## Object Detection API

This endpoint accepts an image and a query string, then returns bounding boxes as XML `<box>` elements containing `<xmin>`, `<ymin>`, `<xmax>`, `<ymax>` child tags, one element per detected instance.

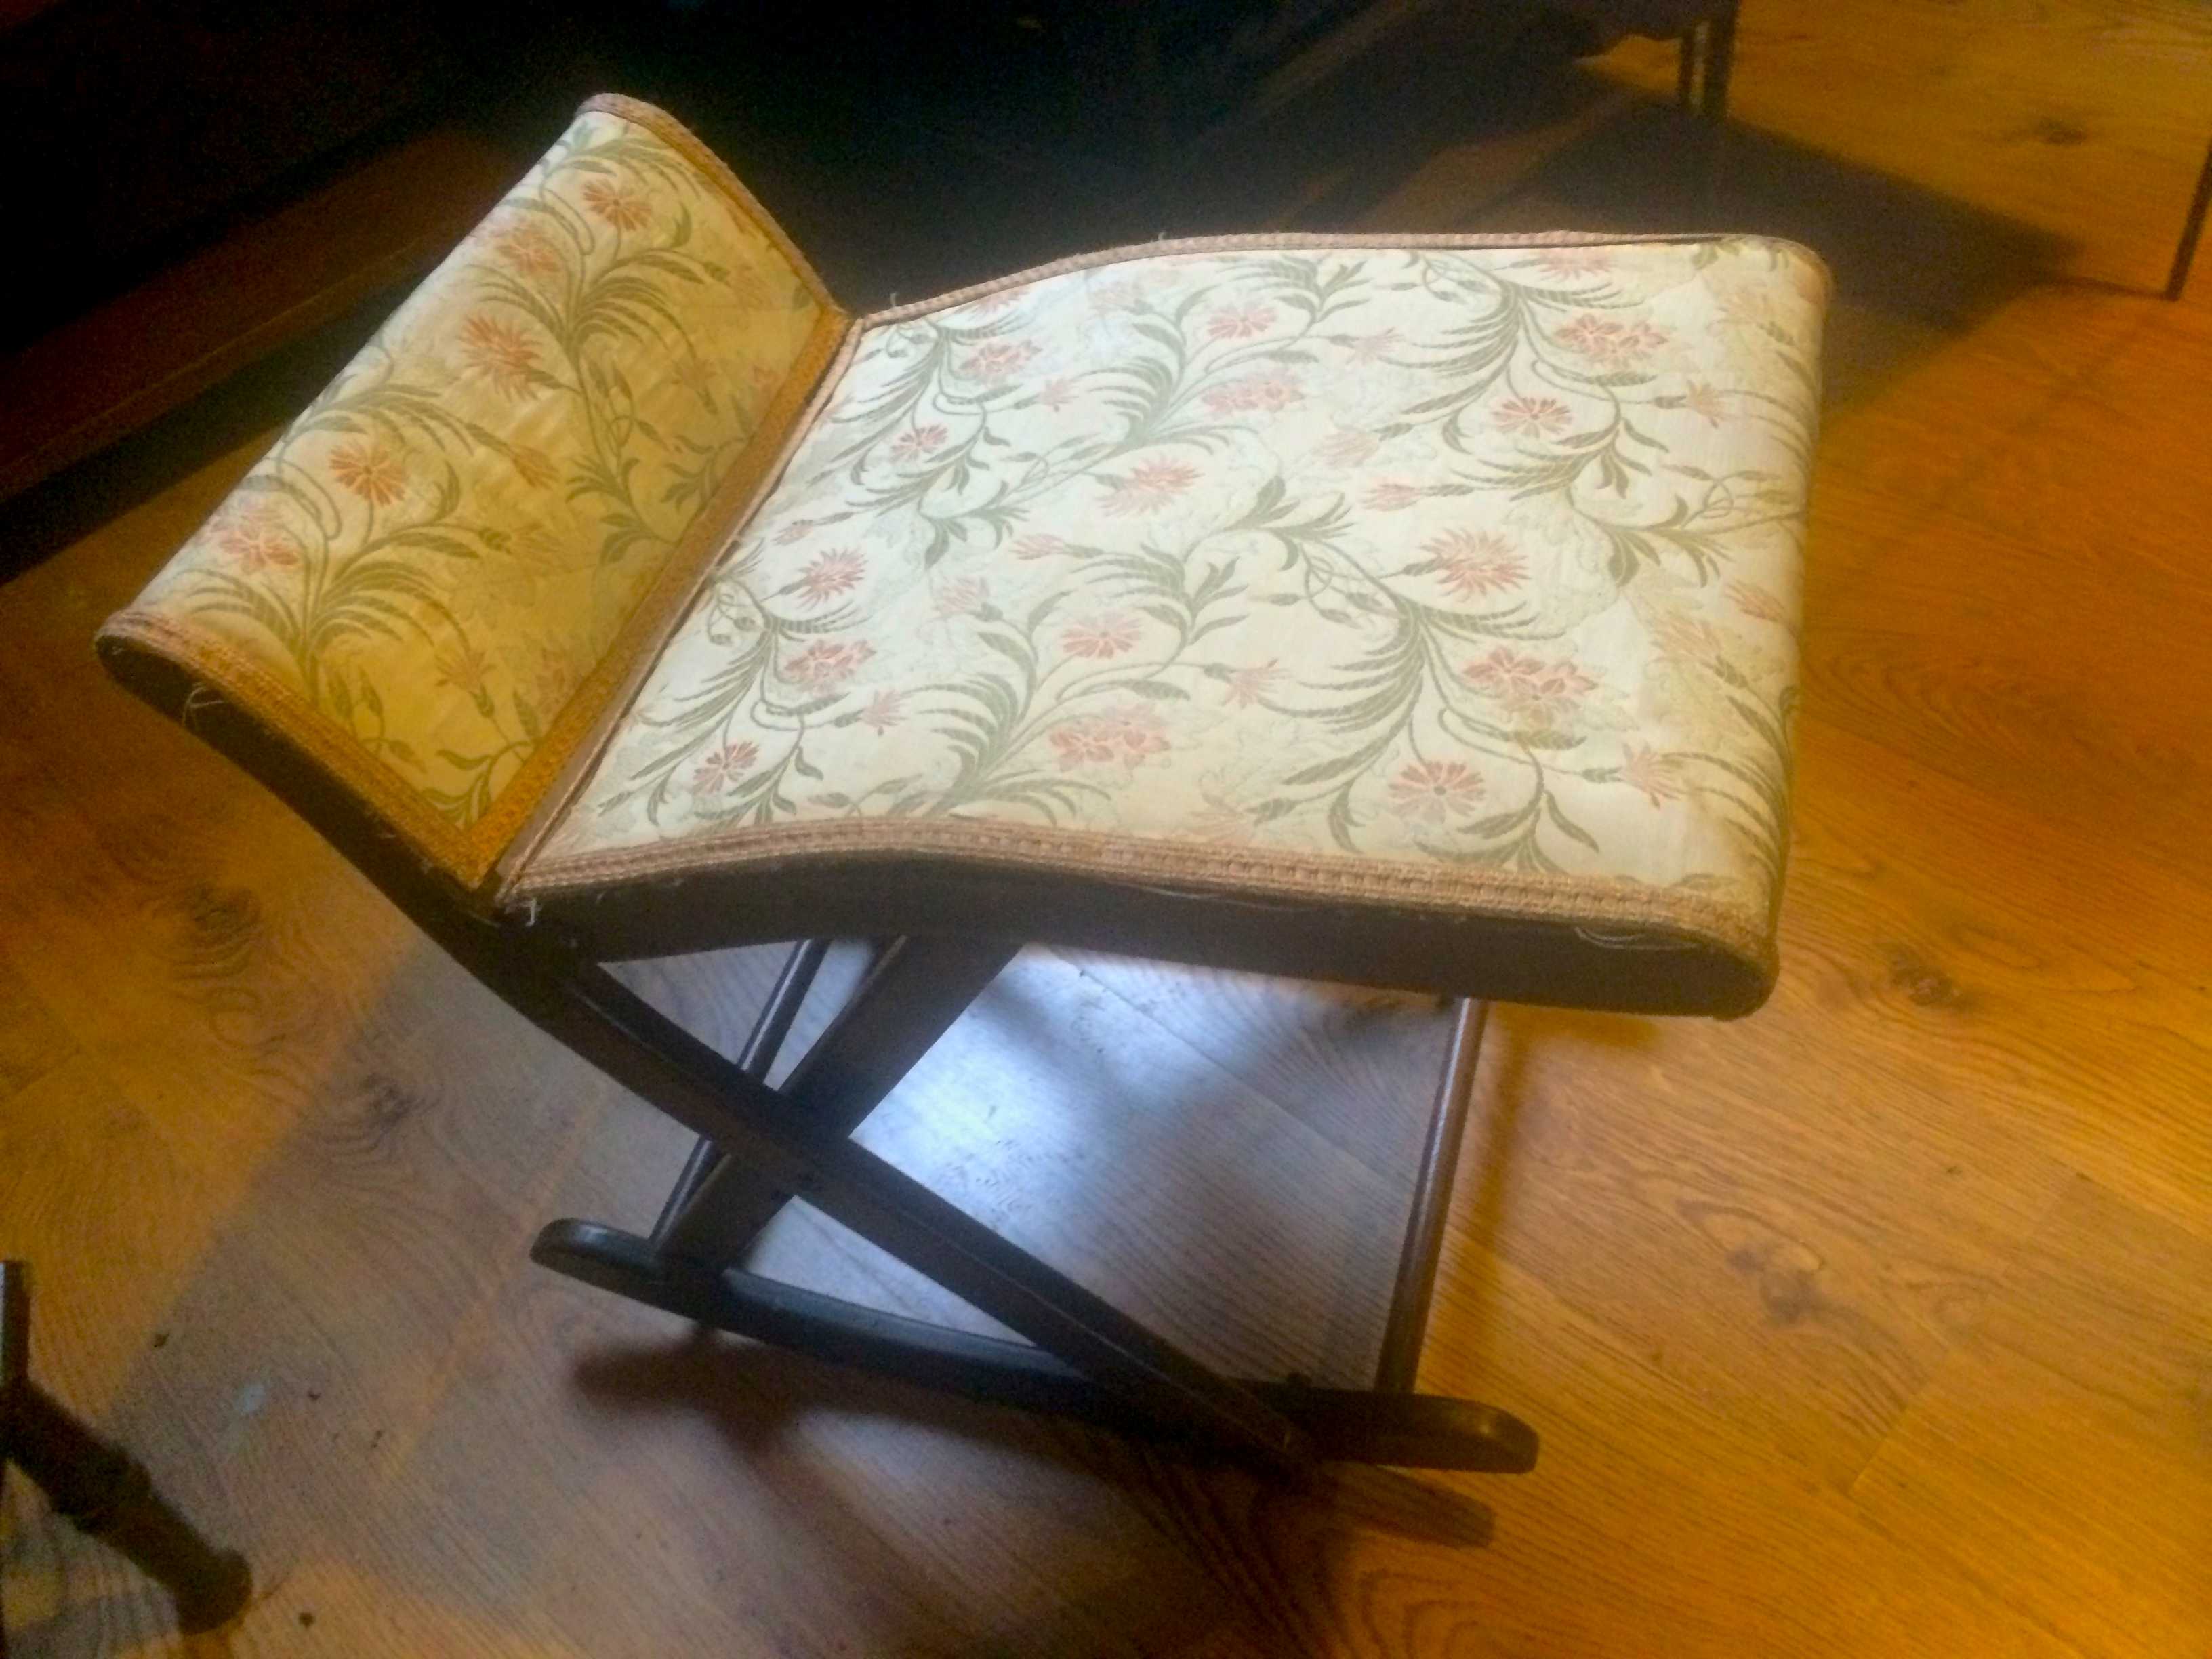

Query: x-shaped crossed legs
<box><xmin>518</xmin><ymin>935</ymin><xmax>1538</xmax><ymax>1480</ymax></box>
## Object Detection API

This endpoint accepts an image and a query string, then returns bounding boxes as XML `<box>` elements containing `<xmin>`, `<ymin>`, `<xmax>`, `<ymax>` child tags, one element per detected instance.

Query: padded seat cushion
<box><xmin>98</xmin><ymin>96</ymin><xmax>844</xmax><ymax>884</ymax></box>
<box><xmin>513</xmin><ymin>234</ymin><xmax>1826</xmax><ymax>1012</ymax></box>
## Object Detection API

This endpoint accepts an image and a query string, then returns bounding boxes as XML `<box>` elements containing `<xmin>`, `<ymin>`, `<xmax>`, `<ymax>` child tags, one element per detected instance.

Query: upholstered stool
<box><xmin>97</xmin><ymin>96</ymin><xmax>1826</xmax><ymax>1477</ymax></box>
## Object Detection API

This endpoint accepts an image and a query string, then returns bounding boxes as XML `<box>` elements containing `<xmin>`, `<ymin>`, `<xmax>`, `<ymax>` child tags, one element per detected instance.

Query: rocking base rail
<box><xmin>534</xmin><ymin>1221</ymin><xmax>1538</xmax><ymax>1473</ymax></box>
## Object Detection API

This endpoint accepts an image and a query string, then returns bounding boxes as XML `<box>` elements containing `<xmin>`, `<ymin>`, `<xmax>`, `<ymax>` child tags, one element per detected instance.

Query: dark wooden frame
<box><xmin>98</xmin><ymin>642</ymin><xmax>1538</xmax><ymax>1481</ymax></box>
<box><xmin>1</xmin><ymin>1263</ymin><xmax>253</xmax><ymax>1647</ymax></box>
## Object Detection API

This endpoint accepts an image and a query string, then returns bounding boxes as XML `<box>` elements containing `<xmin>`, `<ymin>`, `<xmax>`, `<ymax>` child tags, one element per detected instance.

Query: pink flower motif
<box><xmin>1206</xmin><ymin>303</ymin><xmax>1277</xmax><ymax>340</ymax></box>
<box><xmin>1048</xmin><ymin>721</ymin><xmax>1119</xmax><ymax>769</ymax></box>
<box><xmin>1061</xmin><ymin>613</ymin><xmax>1142</xmax><ymax>659</ymax></box>
<box><xmin>214</xmin><ymin>502</ymin><xmax>299</xmax><ymax>575</ymax></box>
<box><xmin>1342</xmin><ymin>327</ymin><xmax>1401</xmax><ymax>362</ymax></box>
<box><xmin>1101</xmin><ymin>457</ymin><xmax>1200</xmax><ymax>516</ymax></box>
<box><xmin>960</xmin><ymin>340</ymin><xmax>1040</xmax><ymax>382</ymax></box>
<box><xmin>857</xmin><ymin>690</ymin><xmax>905</xmax><ymax>732</ymax></box>
<box><xmin>1202</xmin><ymin>371</ymin><xmax>1302</xmax><ymax>415</ymax></box>
<box><xmin>1461</xmin><ymin>646</ymin><xmax>1600</xmax><ymax>727</ymax></box>
<box><xmin>490</xmin><ymin>221</ymin><xmax>565</xmax><ymax>281</ymax></box>
<box><xmin>1424</xmin><ymin>529</ymin><xmax>1528</xmax><ymax>600</ymax></box>
<box><xmin>1388</xmin><ymin>760</ymin><xmax>1486</xmax><ymax>824</ymax></box>
<box><xmin>890</xmin><ymin>424</ymin><xmax>949</xmax><ymax>461</ymax></box>
<box><xmin>329</xmin><ymin>442</ymin><xmax>408</xmax><ymax>506</ymax></box>
<box><xmin>782</xmin><ymin>640</ymin><xmax>876</xmax><ymax>691</ymax></box>
<box><xmin>1013</xmin><ymin>533</ymin><xmax>1075</xmax><ymax>560</ymax></box>
<box><xmin>1681</xmin><ymin>380</ymin><xmax>1728</xmax><ymax>424</ymax></box>
<box><xmin>1531</xmin><ymin>246</ymin><xmax>1611</xmax><ymax>279</ymax></box>
<box><xmin>1098</xmin><ymin>705</ymin><xmax>1171</xmax><ymax>766</ymax></box>
<box><xmin>1050</xmin><ymin>705</ymin><xmax>1170</xmax><ymax>770</ymax></box>
<box><xmin>1725</xmin><ymin>580</ymin><xmax>1790</xmax><ymax>626</ymax></box>
<box><xmin>791</xmin><ymin>548</ymin><xmax>865</xmax><ymax>608</ymax></box>
<box><xmin>1553</xmin><ymin>314</ymin><xmax>1617</xmax><ymax>355</ymax></box>
<box><xmin>1493</xmin><ymin>395</ymin><xmax>1573</xmax><ymax>438</ymax></box>
<box><xmin>1619</xmin><ymin>744</ymin><xmax>1686</xmax><ymax>808</ymax></box>
<box><xmin>581</xmin><ymin>178</ymin><xmax>652</xmax><ymax>232</ymax></box>
<box><xmin>458</xmin><ymin>314</ymin><xmax>541</xmax><ymax>399</ymax></box>
<box><xmin>1314</xmin><ymin>428</ymin><xmax>1380</xmax><ymax>467</ymax></box>
<box><xmin>1553</xmin><ymin>313</ymin><xmax>1669</xmax><ymax>366</ymax></box>
<box><xmin>1222</xmin><ymin>660</ymin><xmax>1282</xmax><ymax>708</ymax></box>
<box><xmin>1034</xmin><ymin>377</ymin><xmax>1079</xmax><ymax>411</ymax></box>
<box><xmin>693</xmin><ymin>740</ymin><xmax>760</xmax><ymax>796</ymax></box>
<box><xmin>1364</xmin><ymin>480</ymin><xmax>1427</xmax><ymax>512</ymax></box>
<box><xmin>935</xmin><ymin>576</ymin><xmax>991</xmax><ymax>617</ymax></box>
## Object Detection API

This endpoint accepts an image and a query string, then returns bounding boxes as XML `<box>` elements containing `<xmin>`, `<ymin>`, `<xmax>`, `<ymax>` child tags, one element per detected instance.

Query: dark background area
<box><xmin>3</xmin><ymin>0</ymin><xmax>1635</xmax><ymax>549</ymax></box>
<box><xmin>7</xmin><ymin>0</ymin><xmax>1580</xmax><ymax>346</ymax></box>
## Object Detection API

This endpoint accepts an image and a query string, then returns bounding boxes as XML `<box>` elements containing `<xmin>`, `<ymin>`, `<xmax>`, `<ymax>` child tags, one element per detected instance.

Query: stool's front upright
<box><xmin>96</xmin><ymin>96</ymin><xmax>1826</xmax><ymax>1481</ymax></box>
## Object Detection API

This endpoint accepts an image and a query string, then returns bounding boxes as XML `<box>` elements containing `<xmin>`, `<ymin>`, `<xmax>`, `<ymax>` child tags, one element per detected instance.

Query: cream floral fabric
<box><xmin>102</xmin><ymin>98</ymin><xmax>838</xmax><ymax>882</ymax></box>
<box><xmin>525</xmin><ymin>235</ymin><xmax>1826</xmax><ymax>963</ymax></box>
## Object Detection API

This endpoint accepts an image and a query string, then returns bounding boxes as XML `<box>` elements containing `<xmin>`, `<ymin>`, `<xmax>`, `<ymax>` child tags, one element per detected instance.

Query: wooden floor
<box><xmin>5</xmin><ymin>4</ymin><xmax>2212</xmax><ymax>1654</ymax></box>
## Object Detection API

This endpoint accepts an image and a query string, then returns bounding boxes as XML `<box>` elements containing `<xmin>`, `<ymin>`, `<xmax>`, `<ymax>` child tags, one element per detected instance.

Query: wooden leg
<box><xmin>657</xmin><ymin>934</ymin><xmax>1021</xmax><ymax>1269</ymax></box>
<box><xmin>0</xmin><ymin>1264</ymin><xmax>251</xmax><ymax>1638</ymax></box>
<box><xmin>2167</xmin><ymin>129</ymin><xmax>2212</xmax><ymax>301</ymax></box>
<box><xmin>530</xmin><ymin>985</ymin><xmax>1538</xmax><ymax>1475</ymax></box>
<box><xmin>536</xmin><ymin>1220</ymin><xmax>1538</xmax><ymax>1473</ymax></box>
<box><xmin>1694</xmin><ymin>1</ymin><xmax>1740</xmax><ymax>216</ymax></box>
<box><xmin>649</xmin><ymin>938</ymin><xmax>834</xmax><ymax>1242</ymax></box>
<box><xmin>502</xmin><ymin>945</ymin><xmax>1317</xmax><ymax>1475</ymax></box>
<box><xmin>1677</xmin><ymin>20</ymin><xmax>1704</xmax><ymax>112</ymax></box>
<box><xmin>97</xmin><ymin>646</ymin><xmax>1530</xmax><ymax>1481</ymax></box>
<box><xmin>1374</xmin><ymin>1000</ymin><xmax>1488</xmax><ymax>1393</ymax></box>
<box><xmin>1699</xmin><ymin>0</ymin><xmax>1740</xmax><ymax>125</ymax></box>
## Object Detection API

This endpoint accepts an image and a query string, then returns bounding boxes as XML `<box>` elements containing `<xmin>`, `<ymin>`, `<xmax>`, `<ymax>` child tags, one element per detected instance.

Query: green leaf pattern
<box><xmin>136</xmin><ymin>108</ymin><xmax>825</xmax><ymax>832</ymax></box>
<box><xmin>548</xmin><ymin>236</ymin><xmax>1826</xmax><ymax>926</ymax></box>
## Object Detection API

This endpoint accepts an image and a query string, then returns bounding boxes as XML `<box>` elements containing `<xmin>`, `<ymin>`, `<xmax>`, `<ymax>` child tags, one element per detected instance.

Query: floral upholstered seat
<box><xmin>91</xmin><ymin>97</ymin><xmax>1830</xmax><ymax>1494</ymax></box>
<box><xmin>510</xmin><ymin>234</ymin><xmax>1827</xmax><ymax>1012</ymax></box>
<box><xmin>102</xmin><ymin>98</ymin><xmax>1826</xmax><ymax>1017</ymax></box>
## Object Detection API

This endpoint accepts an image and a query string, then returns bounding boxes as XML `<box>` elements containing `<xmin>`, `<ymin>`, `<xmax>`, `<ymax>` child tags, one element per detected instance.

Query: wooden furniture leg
<box><xmin>0</xmin><ymin>1264</ymin><xmax>251</xmax><ymax>1645</ymax></box>
<box><xmin>1374</xmin><ymin>999</ymin><xmax>1488</xmax><ymax>1392</ymax></box>
<box><xmin>103</xmin><ymin>641</ymin><xmax>1540</xmax><ymax>1483</ymax></box>
<box><xmin>535</xmin><ymin>956</ymin><xmax>1534</xmax><ymax>1475</ymax></box>
<box><xmin>1677</xmin><ymin>0</ymin><xmax>1740</xmax><ymax>213</ymax></box>
<box><xmin>2167</xmin><ymin>126</ymin><xmax>2212</xmax><ymax>300</ymax></box>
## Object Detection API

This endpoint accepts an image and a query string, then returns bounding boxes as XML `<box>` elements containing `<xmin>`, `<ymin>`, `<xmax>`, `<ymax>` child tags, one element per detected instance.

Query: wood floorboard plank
<box><xmin>1849</xmin><ymin>1178</ymin><xmax>2212</xmax><ymax>1659</ymax></box>
<box><xmin>1781</xmin><ymin>715</ymin><xmax>2212</xmax><ymax>1237</ymax></box>
<box><xmin>1601</xmin><ymin>0</ymin><xmax>2212</xmax><ymax>289</ymax></box>
<box><xmin>1934</xmin><ymin>296</ymin><xmax>2212</xmax><ymax>586</ymax></box>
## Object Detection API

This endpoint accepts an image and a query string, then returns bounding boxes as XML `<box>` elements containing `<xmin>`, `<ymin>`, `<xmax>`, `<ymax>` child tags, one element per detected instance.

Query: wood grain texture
<box><xmin>1600</xmin><ymin>0</ymin><xmax>2212</xmax><ymax>290</ymax></box>
<box><xmin>5</xmin><ymin>3</ymin><xmax>2212</xmax><ymax>1652</ymax></box>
